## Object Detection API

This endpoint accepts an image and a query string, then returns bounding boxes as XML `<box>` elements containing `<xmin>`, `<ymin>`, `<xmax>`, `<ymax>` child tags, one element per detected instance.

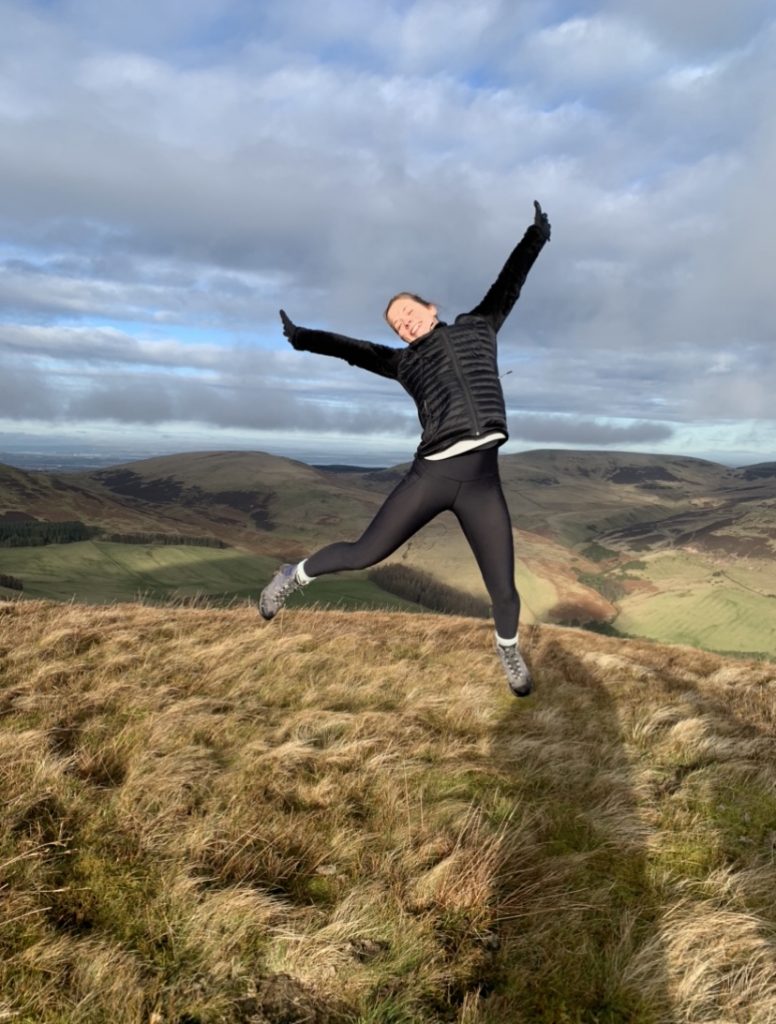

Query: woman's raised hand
<box><xmin>279</xmin><ymin>309</ymin><xmax>299</xmax><ymax>345</ymax></box>
<box><xmin>533</xmin><ymin>200</ymin><xmax>551</xmax><ymax>241</ymax></box>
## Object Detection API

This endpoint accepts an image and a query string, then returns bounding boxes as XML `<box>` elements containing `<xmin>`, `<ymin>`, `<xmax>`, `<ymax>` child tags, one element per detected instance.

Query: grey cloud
<box><xmin>499</xmin><ymin>341</ymin><xmax>776</xmax><ymax>427</ymax></box>
<box><xmin>598</xmin><ymin>0</ymin><xmax>775</xmax><ymax>54</ymax></box>
<box><xmin>63</xmin><ymin>365</ymin><xmax>417</xmax><ymax>436</ymax></box>
<box><xmin>0</xmin><ymin>324</ymin><xmax>231</xmax><ymax>370</ymax></box>
<box><xmin>683</xmin><ymin>362</ymin><xmax>776</xmax><ymax>421</ymax></box>
<box><xmin>0</xmin><ymin>255</ymin><xmax>287</xmax><ymax>329</ymax></box>
<box><xmin>509</xmin><ymin>415</ymin><xmax>674</xmax><ymax>445</ymax></box>
<box><xmin>0</xmin><ymin>358</ymin><xmax>58</xmax><ymax>418</ymax></box>
<box><xmin>0</xmin><ymin>0</ymin><xmax>239</xmax><ymax>56</ymax></box>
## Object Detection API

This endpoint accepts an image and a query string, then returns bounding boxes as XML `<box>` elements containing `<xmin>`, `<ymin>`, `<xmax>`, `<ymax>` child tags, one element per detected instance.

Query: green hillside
<box><xmin>80</xmin><ymin>450</ymin><xmax>389</xmax><ymax>551</ymax></box>
<box><xmin>0</xmin><ymin>540</ymin><xmax>422</xmax><ymax>612</ymax></box>
<box><xmin>614</xmin><ymin>550</ymin><xmax>776</xmax><ymax>657</ymax></box>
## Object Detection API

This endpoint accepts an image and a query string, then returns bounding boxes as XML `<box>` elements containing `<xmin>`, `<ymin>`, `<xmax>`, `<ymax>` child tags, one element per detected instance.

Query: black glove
<box><xmin>279</xmin><ymin>309</ymin><xmax>299</xmax><ymax>346</ymax></box>
<box><xmin>533</xmin><ymin>200</ymin><xmax>551</xmax><ymax>242</ymax></box>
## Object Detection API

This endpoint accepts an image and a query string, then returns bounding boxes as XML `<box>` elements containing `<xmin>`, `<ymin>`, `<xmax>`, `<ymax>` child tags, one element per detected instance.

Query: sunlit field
<box><xmin>0</xmin><ymin>540</ymin><xmax>421</xmax><ymax>613</ymax></box>
<box><xmin>615</xmin><ymin>550</ymin><xmax>776</xmax><ymax>657</ymax></box>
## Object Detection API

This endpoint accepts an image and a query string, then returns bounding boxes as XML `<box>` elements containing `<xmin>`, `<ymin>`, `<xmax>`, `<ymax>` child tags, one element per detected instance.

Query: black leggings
<box><xmin>305</xmin><ymin>447</ymin><xmax>519</xmax><ymax>638</ymax></box>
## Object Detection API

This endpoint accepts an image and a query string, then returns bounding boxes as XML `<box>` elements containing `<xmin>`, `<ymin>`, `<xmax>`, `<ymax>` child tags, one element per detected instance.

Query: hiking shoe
<box><xmin>496</xmin><ymin>642</ymin><xmax>533</xmax><ymax>697</ymax></box>
<box><xmin>259</xmin><ymin>563</ymin><xmax>303</xmax><ymax>620</ymax></box>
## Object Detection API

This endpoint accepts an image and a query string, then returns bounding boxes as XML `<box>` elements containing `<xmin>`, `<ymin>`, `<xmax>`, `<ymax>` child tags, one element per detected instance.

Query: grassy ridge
<box><xmin>1</xmin><ymin>600</ymin><xmax>775</xmax><ymax>1022</ymax></box>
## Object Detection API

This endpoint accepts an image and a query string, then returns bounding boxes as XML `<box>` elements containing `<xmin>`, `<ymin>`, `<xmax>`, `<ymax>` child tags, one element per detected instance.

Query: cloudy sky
<box><xmin>1</xmin><ymin>0</ymin><xmax>775</xmax><ymax>466</ymax></box>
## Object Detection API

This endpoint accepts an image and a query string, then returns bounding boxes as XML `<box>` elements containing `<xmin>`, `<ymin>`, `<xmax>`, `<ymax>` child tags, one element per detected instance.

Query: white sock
<box><xmin>496</xmin><ymin>631</ymin><xmax>518</xmax><ymax>648</ymax></box>
<box><xmin>295</xmin><ymin>559</ymin><xmax>315</xmax><ymax>585</ymax></box>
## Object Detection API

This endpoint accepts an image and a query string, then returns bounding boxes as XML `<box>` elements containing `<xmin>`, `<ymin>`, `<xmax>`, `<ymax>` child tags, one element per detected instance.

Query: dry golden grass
<box><xmin>0</xmin><ymin>598</ymin><xmax>774</xmax><ymax>1023</ymax></box>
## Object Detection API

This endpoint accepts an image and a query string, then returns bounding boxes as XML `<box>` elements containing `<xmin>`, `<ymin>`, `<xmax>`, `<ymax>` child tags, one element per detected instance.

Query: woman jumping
<box><xmin>260</xmin><ymin>200</ymin><xmax>551</xmax><ymax>697</ymax></box>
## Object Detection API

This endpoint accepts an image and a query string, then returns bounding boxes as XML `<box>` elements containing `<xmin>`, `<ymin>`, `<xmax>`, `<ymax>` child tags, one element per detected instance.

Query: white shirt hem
<box><xmin>423</xmin><ymin>432</ymin><xmax>506</xmax><ymax>461</ymax></box>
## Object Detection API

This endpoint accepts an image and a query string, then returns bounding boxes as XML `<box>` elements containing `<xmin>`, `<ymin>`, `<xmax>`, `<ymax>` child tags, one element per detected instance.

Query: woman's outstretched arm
<box><xmin>465</xmin><ymin>200</ymin><xmax>551</xmax><ymax>333</ymax></box>
<box><xmin>280</xmin><ymin>310</ymin><xmax>401</xmax><ymax>380</ymax></box>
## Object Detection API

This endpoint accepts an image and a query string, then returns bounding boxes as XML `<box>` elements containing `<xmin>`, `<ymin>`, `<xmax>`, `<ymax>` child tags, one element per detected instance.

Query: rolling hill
<box><xmin>0</xmin><ymin>449</ymin><xmax>774</xmax><ymax>656</ymax></box>
<box><xmin>2</xmin><ymin>452</ymin><xmax>387</xmax><ymax>557</ymax></box>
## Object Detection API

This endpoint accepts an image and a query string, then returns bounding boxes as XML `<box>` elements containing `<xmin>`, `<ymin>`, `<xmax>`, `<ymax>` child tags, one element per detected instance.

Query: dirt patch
<box><xmin>674</xmin><ymin>517</ymin><xmax>738</xmax><ymax>544</ymax></box>
<box><xmin>235</xmin><ymin>974</ymin><xmax>333</xmax><ymax>1023</ymax></box>
<box><xmin>608</xmin><ymin>466</ymin><xmax>680</xmax><ymax>484</ymax></box>
<box><xmin>95</xmin><ymin>471</ymin><xmax>277</xmax><ymax>530</ymax></box>
<box><xmin>546</xmin><ymin>597</ymin><xmax>614</xmax><ymax>626</ymax></box>
<box><xmin>695</xmin><ymin>534</ymin><xmax>774</xmax><ymax>559</ymax></box>
<box><xmin>95</xmin><ymin>470</ymin><xmax>185</xmax><ymax>503</ymax></box>
<box><xmin>621</xmin><ymin>578</ymin><xmax>657</xmax><ymax>596</ymax></box>
<box><xmin>248</xmin><ymin>499</ymin><xmax>274</xmax><ymax>530</ymax></box>
<box><xmin>739</xmin><ymin>463</ymin><xmax>776</xmax><ymax>481</ymax></box>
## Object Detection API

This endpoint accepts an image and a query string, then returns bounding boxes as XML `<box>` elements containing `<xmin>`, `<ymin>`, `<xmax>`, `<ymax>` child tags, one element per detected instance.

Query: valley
<box><xmin>1</xmin><ymin>448</ymin><xmax>774</xmax><ymax>656</ymax></box>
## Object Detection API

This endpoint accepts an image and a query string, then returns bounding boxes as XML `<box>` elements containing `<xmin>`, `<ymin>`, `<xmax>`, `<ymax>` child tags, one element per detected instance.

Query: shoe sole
<box><xmin>509</xmin><ymin>680</ymin><xmax>532</xmax><ymax>698</ymax></box>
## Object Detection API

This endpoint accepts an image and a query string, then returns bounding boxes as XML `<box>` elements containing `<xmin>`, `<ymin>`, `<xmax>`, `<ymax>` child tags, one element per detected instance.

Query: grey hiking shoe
<box><xmin>496</xmin><ymin>642</ymin><xmax>533</xmax><ymax>697</ymax></box>
<box><xmin>259</xmin><ymin>563</ymin><xmax>304</xmax><ymax>620</ymax></box>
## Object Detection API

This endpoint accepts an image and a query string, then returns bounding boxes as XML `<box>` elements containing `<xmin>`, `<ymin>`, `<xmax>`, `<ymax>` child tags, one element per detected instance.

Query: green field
<box><xmin>615</xmin><ymin>551</ymin><xmax>776</xmax><ymax>657</ymax></box>
<box><xmin>3</xmin><ymin>538</ymin><xmax>774</xmax><ymax>657</ymax></box>
<box><xmin>0</xmin><ymin>540</ymin><xmax>423</xmax><ymax>613</ymax></box>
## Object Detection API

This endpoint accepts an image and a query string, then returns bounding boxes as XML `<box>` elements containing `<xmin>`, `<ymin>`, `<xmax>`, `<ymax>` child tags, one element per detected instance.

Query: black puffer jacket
<box><xmin>288</xmin><ymin>223</ymin><xmax>547</xmax><ymax>458</ymax></box>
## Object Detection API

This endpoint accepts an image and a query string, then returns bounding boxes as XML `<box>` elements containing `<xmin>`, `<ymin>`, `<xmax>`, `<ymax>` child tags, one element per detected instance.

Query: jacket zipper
<box><xmin>440</xmin><ymin>326</ymin><xmax>481</xmax><ymax>437</ymax></box>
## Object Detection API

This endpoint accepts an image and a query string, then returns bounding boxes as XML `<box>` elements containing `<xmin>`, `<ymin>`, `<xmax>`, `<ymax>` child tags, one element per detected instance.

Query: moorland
<box><xmin>1</xmin><ymin>600</ymin><xmax>775</xmax><ymax>1022</ymax></box>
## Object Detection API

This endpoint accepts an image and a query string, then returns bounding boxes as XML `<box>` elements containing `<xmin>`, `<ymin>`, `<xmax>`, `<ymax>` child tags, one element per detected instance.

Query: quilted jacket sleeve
<box><xmin>466</xmin><ymin>224</ymin><xmax>547</xmax><ymax>333</ymax></box>
<box><xmin>290</xmin><ymin>327</ymin><xmax>402</xmax><ymax>380</ymax></box>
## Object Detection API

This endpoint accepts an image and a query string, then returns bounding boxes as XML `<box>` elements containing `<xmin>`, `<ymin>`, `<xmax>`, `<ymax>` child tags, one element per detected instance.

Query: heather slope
<box><xmin>1</xmin><ymin>600</ymin><xmax>775</xmax><ymax>1023</ymax></box>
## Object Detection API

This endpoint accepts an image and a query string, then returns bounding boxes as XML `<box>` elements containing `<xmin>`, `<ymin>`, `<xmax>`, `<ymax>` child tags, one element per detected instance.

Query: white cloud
<box><xmin>529</xmin><ymin>15</ymin><xmax>662</xmax><ymax>84</ymax></box>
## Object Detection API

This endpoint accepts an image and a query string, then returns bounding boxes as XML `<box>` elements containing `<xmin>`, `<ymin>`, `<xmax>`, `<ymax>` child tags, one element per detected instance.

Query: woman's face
<box><xmin>386</xmin><ymin>297</ymin><xmax>438</xmax><ymax>343</ymax></box>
